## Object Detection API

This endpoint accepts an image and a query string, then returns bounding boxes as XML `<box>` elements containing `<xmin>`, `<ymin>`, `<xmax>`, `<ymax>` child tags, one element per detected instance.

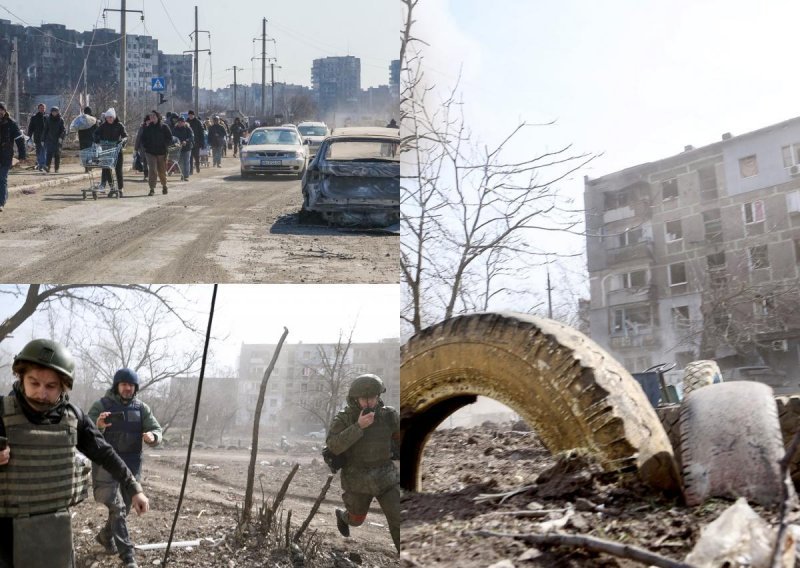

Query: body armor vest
<box><xmin>0</xmin><ymin>394</ymin><xmax>90</xmax><ymax>517</ymax></box>
<box><xmin>101</xmin><ymin>396</ymin><xmax>143</xmax><ymax>474</ymax></box>
<box><xmin>344</xmin><ymin>406</ymin><xmax>396</xmax><ymax>466</ymax></box>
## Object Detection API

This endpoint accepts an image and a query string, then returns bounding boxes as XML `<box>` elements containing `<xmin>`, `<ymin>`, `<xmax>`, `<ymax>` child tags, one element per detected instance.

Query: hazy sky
<box><xmin>0</xmin><ymin>0</ymin><xmax>400</xmax><ymax>89</ymax></box>
<box><xmin>413</xmin><ymin>0</ymin><xmax>800</xmax><ymax>309</ymax></box>
<box><xmin>0</xmin><ymin>284</ymin><xmax>399</xmax><ymax>373</ymax></box>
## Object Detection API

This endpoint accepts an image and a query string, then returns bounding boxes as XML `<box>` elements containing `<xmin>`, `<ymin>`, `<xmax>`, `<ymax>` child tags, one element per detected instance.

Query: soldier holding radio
<box><xmin>87</xmin><ymin>368</ymin><xmax>162</xmax><ymax>568</ymax></box>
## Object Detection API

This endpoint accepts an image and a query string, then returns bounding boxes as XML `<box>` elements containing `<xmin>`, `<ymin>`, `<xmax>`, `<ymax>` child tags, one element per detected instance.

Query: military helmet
<box><xmin>348</xmin><ymin>374</ymin><xmax>385</xmax><ymax>399</ymax></box>
<box><xmin>13</xmin><ymin>339</ymin><xmax>75</xmax><ymax>388</ymax></box>
<box><xmin>113</xmin><ymin>368</ymin><xmax>140</xmax><ymax>393</ymax></box>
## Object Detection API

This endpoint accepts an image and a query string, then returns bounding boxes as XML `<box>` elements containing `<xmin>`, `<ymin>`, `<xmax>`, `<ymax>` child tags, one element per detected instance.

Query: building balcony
<box><xmin>605</xmin><ymin>239</ymin><xmax>654</xmax><ymax>266</ymax></box>
<box><xmin>609</xmin><ymin>332</ymin><xmax>662</xmax><ymax>350</ymax></box>
<box><xmin>607</xmin><ymin>285</ymin><xmax>655</xmax><ymax>307</ymax></box>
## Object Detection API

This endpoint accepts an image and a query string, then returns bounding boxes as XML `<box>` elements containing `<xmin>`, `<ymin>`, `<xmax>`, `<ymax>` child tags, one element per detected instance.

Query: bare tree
<box><xmin>400</xmin><ymin>0</ymin><xmax>596</xmax><ymax>335</ymax></box>
<box><xmin>294</xmin><ymin>328</ymin><xmax>356</xmax><ymax>431</ymax></box>
<box><xmin>0</xmin><ymin>284</ymin><xmax>198</xmax><ymax>343</ymax></box>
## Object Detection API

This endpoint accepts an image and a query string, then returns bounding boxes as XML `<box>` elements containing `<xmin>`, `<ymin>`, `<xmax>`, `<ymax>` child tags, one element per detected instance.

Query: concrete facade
<box><xmin>585</xmin><ymin>116</ymin><xmax>800</xmax><ymax>376</ymax></box>
<box><xmin>237</xmin><ymin>338</ymin><xmax>400</xmax><ymax>433</ymax></box>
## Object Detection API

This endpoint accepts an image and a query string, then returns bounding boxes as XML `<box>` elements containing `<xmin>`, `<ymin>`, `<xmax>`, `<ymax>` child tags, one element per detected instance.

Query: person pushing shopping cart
<box><xmin>91</xmin><ymin>107</ymin><xmax>127</xmax><ymax>197</ymax></box>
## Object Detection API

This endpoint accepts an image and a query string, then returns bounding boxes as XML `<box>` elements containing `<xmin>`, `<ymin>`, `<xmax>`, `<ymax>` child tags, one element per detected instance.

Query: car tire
<box><xmin>682</xmin><ymin>360</ymin><xmax>722</xmax><ymax>397</ymax></box>
<box><xmin>401</xmin><ymin>312</ymin><xmax>681</xmax><ymax>494</ymax></box>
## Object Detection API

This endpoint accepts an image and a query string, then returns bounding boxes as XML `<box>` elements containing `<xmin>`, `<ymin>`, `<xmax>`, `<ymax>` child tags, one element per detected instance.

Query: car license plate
<box><xmin>261</xmin><ymin>159</ymin><xmax>281</xmax><ymax>166</ymax></box>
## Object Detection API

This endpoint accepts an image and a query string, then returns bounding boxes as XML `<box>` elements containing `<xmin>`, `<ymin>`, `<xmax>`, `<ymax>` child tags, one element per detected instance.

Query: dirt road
<box><xmin>73</xmin><ymin>446</ymin><xmax>398</xmax><ymax>567</ymax></box>
<box><xmin>0</xmin><ymin>160</ymin><xmax>398</xmax><ymax>283</ymax></box>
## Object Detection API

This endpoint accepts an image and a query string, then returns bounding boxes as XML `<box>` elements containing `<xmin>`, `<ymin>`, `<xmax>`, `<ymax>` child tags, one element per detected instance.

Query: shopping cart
<box><xmin>165</xmin><ymin>138</ymin><xmax>182</xmax><ymax>177</ymax></box>
<box><xmin>79</xmin><ymin>141</ymin><xmax>124</xmax><ymax>199</ymax></box>
<box><xmin>199</xmin><ymin>146</ymin><xmax>210</xmax><ymax>168</ymax></box>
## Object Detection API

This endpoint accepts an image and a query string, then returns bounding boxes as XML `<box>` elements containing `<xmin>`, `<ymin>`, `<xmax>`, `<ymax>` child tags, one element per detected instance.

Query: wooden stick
<box><xmin>470</xmin><ymin>530</ymin><xmax>695</xmax><ymax>568</ymax></box>
<box><xmin>294</xmin><ymin>473</ymin><xmax>334</xmax><ymax>542</ymax></box>
<box><xmin>771</xmin><ymin>428</ymin><xmax>800</xmax><ymax>568</ymax></box>
<box><xmin>480</xmin><ymin>508</ymin><xmax>570</xmax><ymax>518</ymax></box>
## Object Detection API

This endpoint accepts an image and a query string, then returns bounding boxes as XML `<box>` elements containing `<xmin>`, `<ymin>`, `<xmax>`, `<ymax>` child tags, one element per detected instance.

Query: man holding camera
<box><xmin>326</xmin><ymin>374</ymin><xmax>400</xmax><ymax>553</ymax></box>
<box><xmin>87</xmin><ymin>368</ymin><xmax>162</xmax><ymax>568</ymax></box>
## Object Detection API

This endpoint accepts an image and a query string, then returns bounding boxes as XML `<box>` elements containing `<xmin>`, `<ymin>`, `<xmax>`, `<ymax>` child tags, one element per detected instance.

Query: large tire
<box><xmin>777</xmin><ymin>395</ymin><xmax>800</xmax><ymax>487</ymax></box>
<box><xmin>401</xmin><ymin>312</ymin><xmax>681</xmax><ymax>494</ymax></box>
<box><xmin>680</xmin><ymin>382</ymin><xmax>786</xmax><ymax>507</ymax></box>
<box><xmin>682</xmin><ymin>360</ymin><xmax>721</xmax><ymax>397</ymax></box>
<box><xmin>655</xmin><ymin>404</ymin><xmax>682</xmax><ymax>470</ymax></box>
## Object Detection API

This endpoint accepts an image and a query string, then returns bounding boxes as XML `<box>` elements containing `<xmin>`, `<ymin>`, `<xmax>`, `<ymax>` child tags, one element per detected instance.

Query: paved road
<box><xmin>0</xmin><ymin>158</ymin><xmax>398</xmax><ymax>283</ymax></box>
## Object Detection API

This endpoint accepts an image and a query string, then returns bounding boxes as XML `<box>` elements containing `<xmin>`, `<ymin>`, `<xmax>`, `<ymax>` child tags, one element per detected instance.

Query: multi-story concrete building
<box><xmin>389</xmin><ymin>59</ymin><xmax>400</xmax><ymax>99</ymax></box>
<box><xmin>311</xmin><ymin>55</ymin><xmax>361</xmax><ymax>115</ymax></box>
<box><xmin>125</xmin><ymin>34</ymin><xmax>158</xmax><ymax>95</ymax></box>
<box><xmin>158</xmin><ymin>53</ymin><xmax>193</xmax><ymax>102</ymax></box>
<box><xmin>585</xmin><ymin>116</ymin><xmax>800</xmax><ymax>377</ymax></box>
<box><xmin>237</xmin><ymin>338</ymin><xmax>400</xmax><ymax>434</ymax></box>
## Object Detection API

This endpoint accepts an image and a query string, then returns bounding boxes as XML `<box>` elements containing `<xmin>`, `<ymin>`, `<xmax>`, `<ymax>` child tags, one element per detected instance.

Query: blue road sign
<box><xmin>151</xmin><ymin>77</ymin><xmax>166</xmax><ymax>92</ymax></box>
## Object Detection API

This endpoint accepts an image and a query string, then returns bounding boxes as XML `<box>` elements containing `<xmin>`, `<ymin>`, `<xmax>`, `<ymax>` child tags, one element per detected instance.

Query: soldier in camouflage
<box><xmin>0</xmin><ymin>339</ymin><xmax>149</xmax><ymax>568</ymax></box>
<box><xmin>327</xmin><ymin>374</ymin><xmax>400</xmax><ymax>552</ymax></box>
<box><xmin>87</xmin><ymin>368</ymin><xmax>162</xmax><ymax>568</ymax></box>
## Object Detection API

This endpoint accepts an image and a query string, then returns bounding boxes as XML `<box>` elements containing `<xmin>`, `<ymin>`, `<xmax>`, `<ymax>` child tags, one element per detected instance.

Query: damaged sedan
<box><xmin>299</xmin><ymin>127</ymin><xmax>399</xmax><ymax>227</ymax></box>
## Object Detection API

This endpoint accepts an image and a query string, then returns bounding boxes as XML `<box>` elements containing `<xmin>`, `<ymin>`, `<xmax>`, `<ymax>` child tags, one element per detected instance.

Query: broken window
<box><xmin>781</xmin><ymin>143</ymin><xmax>800</xmax><ymax>167</ymax></box>
<box><xmin>754</xmin><ymin>295</ymin><xmax>776</xmax><ymax>316</ymax></box>
<box><xmin>665</xmin><ymin>220</ymin><xmax>683</xmax><ymax>242</ymax></box>
<box><xmin>712</xmin><ymin>312</ymin><xmax>732</xmax><ymax>331</ymax></box>
<box><xmin>698</xmin><ymin>166</ymin><xmax>718</xmax><ymax>199</ymax></box>
<box><xmin>619</xmin><ymin>270</ymin><xmax>648</xmax><ymax>288</ymax></box>
<box><xmin>739</xmin><ymin>155</ymin><xmax>759</xmax><ymax>178</ymax></box>
<box><xmin>612</xmin><ymin>304</ymin><xmax>652</xmax><ymax>335</ymax></box>
<box><xmin>703</xmin><ymin>209</ymin><xmax>723</xmax><ymax>244</ymax></box>
<box><xmin>661</xmin><ymin>178</ymin><xmax>678</xmax><ymax>200</ymax></box>
<box><xmin>743</xmin><ymin>200</ymin><xmax>765</xmax><ymax>224</ymax></box>
<box><xmin>604</xmin><ymin>188</ymin><xmax>634</xmax><ymax>210</ymax></box>
<box><xmin>671</xmin><ymin>306</ymin><xmax>690</xmax><ymax>329</ymax></box>
<box><xmin>707</xmin><ymin>252</ymin><xmax>726</xmax><ymax>270</ymax></box>
<box><xmin>617</xmin><ymin>227</ymin><xmax>643</xmax><ymax>248</ymax></box>
<box><xmin>669</xmin><ymin>262</ymin><xmax>688</xmax><ymax>286</ymax></box>
<box><xmin>749</xmin><ymin>245</ymin><xmax>769</xmax><ymax>269</ymax></box>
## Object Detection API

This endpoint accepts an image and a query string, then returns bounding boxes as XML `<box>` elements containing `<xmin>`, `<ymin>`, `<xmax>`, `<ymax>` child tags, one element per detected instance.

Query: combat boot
<box><xmin>335</xmin><ymin>508</ymin><xmax>350</xmax><ymax>537</ymax></box>
<box><xmin>95</xmin><ymin>531</ymin><xmax>117</xmax><ymax>554</ymax></box>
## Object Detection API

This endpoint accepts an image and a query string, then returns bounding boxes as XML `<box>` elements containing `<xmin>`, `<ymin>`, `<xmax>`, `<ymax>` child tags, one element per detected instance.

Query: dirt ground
<box><xmin>400</xmin><ymin>422</ymin><xmax>788</xmax><ymax>567</ymax></box>
<box><xmin>0</xmin><ymin>158</ymin><xmax>398</xmax><ymax>283</ymax></box>
<box><xmin>72</xmin><ymin>442</ymin><xmax>398</xmax><ymax>567</ymax></box>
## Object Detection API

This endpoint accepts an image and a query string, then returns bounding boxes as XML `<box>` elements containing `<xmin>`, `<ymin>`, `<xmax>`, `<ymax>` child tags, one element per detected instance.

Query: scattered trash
<box><xmin>685</xmin><ymin>497</ymin><xmax>795</xmax><ymax>568</ymax></box>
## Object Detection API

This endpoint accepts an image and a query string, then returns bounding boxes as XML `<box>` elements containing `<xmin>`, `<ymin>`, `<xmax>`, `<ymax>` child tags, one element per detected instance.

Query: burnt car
<box><xmin>299</xmin><ymin>127</ymin><xmax>399</xmax><ymax>227</ymax></box>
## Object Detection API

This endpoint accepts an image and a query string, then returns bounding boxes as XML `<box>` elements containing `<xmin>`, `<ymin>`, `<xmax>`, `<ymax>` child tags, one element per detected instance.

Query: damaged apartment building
<box><xmin>585</xmin><ymin>116</ymin><xmax>800</xmax><ymax>376</ymax></box>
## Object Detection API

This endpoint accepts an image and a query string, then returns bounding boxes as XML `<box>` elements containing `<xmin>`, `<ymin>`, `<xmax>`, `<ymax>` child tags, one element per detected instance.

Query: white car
<box><xmin>240</xmin><ymin>127</ymin><xmax>308</xmax><ymax>179</ymax></box>
<box><xmin>297</xmin><ymin>121</ymin><xmax>330</xmax><ymax>157</ymax></box>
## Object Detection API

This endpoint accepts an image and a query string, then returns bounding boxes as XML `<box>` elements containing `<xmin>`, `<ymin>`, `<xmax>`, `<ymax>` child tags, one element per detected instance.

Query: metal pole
<box><xmin>120</xmin><ymin>0</ymin><xmax>126</xmax><ymax>125</ymax></box>
<box><xmin>261</xmin><ymin>18</ymin><xmax>266</xmax><ymax>119</ymax></box>
<box><xmin>12</xmin><ymin>37</ymin><xmax>18</xmax><ymax>122</ymax></box>
<box><xmin>546</xmin><ymin>266</ymin><xmax>553</xmax><ymax>319</ymax></box>
<box><xmin>270</xmin><ymin>62</ymin><xmax>275</xmax><ymax>120</ymax></box>
<box><xmin>233</xmin><ymin>67</ymin><xmax>238</xmax><ymax>111</ymax></box>
<box><xmin>194</xmin><ymin>6</ymin><xmax>199</xmax><ymax>113</ymax></box>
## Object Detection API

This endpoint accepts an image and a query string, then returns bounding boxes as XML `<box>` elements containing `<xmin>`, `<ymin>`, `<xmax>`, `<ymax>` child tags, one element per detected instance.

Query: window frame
<box><xmin>668</xmin><ymin>262</ymin><xmax>688</xmax><ymax>286</ymax></box>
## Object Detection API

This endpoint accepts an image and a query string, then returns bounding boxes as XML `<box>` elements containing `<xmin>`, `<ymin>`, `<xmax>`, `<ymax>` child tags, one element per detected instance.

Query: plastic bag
<box><xmin>685</xmin><ymin>497</ymin><xmax>795</xmax><ymax>568</ymax></box>
<box><xmin>70</xmin><ymin>114</ymin><xmax>97</xmax><ymax>131</ymax></box>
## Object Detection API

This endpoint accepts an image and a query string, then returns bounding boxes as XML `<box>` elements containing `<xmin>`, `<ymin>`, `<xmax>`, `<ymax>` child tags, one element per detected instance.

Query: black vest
<box><xmin>100</xmin><ymin>397</ymin><xmax>143</xmax><ymax>474</ymax></box>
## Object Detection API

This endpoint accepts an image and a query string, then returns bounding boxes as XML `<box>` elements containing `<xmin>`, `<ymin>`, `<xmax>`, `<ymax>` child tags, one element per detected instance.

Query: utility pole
<box><xmin>269</xmin><ymin>62</ymin><xmax>282</xmax><ymax>120</ymax></box>
<box><xmin>188</xmin><ymin>8</ymin><xmax>210</xmax><ymax>114</ymax></box>
<box><xmin>227</xmin><ymin>66</ymin><xmax>243</xmax><ymax>112</ymax></box>
<box><xmin>261</xmin><ymin>18</ymin><xmax>266</xmax><ymax>119</ymax></box>
<box><xmin>103</xmin><ymin>1</ymin><xmax>143</xmax><ymax>126</ymax></box>
<box><xmin>12</xmin><ymin>37</ymin><xmax>18</xmax><ymax>122</ymax></box>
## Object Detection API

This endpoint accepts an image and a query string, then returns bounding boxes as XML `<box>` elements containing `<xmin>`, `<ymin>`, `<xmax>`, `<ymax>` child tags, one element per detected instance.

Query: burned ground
<box><xmin>400</xmin><ymin>422</ymin><xmax>788</xmax><ymax>567</ymax></box>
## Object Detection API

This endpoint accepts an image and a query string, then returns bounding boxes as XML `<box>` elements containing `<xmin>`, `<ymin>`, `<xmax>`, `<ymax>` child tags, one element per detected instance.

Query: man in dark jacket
<box><xmin>230</xmin><ymin>117</ymin><xmax>246</xmax><ymax>157</ymax></box>
<box><xmin>26</xmin><ymin>102</ymin><xmax>45</xmax><ymax>170</ymax></box>
<box><xmin>42</xmin><ymin>106</ymin><xmax>65</xmax><ymax>173</ymax></box>
<box><xmin>93</xmin><ymin>107</ymin><xmax>128</xmax><ymax>193</ymax></box>
<box><xmin>171</xmin><ymin>116</ymin><xmax>194</xmax><ymax>181</ymax></box>
<box><xmin>186</xmin><ymin>110</ymin><xmax>205</xmax><ymax>174</ymax></box>
<box><xmin>208</xmin><ymin>116</ymin><xmax>227</xmax><ymax>168</ymax></box>
<box><xmin>0</xmin><ymin>102</ymin><xmax>26</xmax><ymax>213</ymax></box>
<box><xmin>0</xmin><ymin>339</ymin><xmax>150</xmax><ymax>568</ymax></box>
<box><xmin>327</xmin><ymin>374</ymin><xmax>400</xmax><ymax>553</ymax></box>
<box><xmin>140</xmin><ymin>109</ymin><xmax>174</xmax><ymax>195</ymax></box>
<box><xmin>87</xmin><ymin>368</ymin><xmax>161</xmax><ymax>568</ymax></box>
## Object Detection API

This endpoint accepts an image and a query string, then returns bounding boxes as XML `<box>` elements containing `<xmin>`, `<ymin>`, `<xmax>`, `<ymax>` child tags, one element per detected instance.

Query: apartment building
<box><xmin>585</xmin><ymin>116</ymin><xmax>800</xmax><ymax>376</ymax></box>
<box><xmin>311</xmin><ymin>55</ymin><xmax>361</xmax><ymax>114</ymax></box>
<box><xmin>237</xmin><ymin>338</ymin><xmax>400</xmax><ymax>433</ymax></box>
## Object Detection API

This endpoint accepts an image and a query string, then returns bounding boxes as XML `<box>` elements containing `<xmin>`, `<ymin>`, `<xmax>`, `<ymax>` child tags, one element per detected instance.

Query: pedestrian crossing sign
<box><xmin>151</xmin><ymin>77</ymin><xmax>166</xmax><ymax>92</ymax></box>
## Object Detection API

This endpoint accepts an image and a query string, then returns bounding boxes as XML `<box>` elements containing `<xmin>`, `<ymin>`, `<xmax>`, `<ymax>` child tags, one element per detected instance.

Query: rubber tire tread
<box><xmin>682</xmin><ymin>360</ymin><xmax>721</xmax><ymax>397</ymax></box>
<box><xmin>401</xmin><ymin>312</ymin><xmax>681</xmax><ymax>493</ymax></box>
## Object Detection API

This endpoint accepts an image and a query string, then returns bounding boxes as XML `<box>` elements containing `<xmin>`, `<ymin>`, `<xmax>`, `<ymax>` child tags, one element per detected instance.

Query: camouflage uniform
<box><xmin>327</xmin><ymin>374</ymin><xmax>400</xmax><ymax>552</ymax></box>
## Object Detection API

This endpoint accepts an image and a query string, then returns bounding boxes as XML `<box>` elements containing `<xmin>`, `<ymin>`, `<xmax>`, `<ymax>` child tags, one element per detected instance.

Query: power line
<box><xmin>0</xmin><ymin>4</ymin><xmax>127</xmax><ymax>47</ymax></box>
<box><xmin>157</xmin><ymin>0</ymin><xmax>191</xmax><ymax>49</ymax></box>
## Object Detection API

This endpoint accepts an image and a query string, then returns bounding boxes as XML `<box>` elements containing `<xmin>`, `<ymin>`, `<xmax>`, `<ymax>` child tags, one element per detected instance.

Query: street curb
<box><xmin>9</xmin><ymin>172</ymin><xmax>91</xmax><ymax>196</ymax></box>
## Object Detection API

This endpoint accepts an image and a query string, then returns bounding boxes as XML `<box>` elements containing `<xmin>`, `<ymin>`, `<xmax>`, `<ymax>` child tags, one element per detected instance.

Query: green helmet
<box><xmin>14</xmin><ymin>339</ymin><xmax>75</xmax><ymax>388</ymax></box>
<box><xmin>348</xmin><ymin>374</ymin><xmax>386</xmax><ymax>399</ymax></box>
